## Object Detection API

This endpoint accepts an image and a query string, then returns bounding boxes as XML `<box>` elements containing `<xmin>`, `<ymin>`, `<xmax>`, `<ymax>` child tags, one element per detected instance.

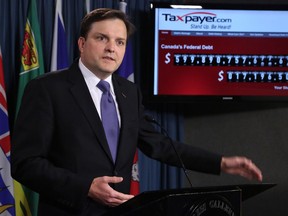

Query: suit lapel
<box><xmin>67</xmin><ymin>62</ymin><xmax>114</xmax><ymax>163</ymax></box>
<box><xmin>112</xmin><ymin>75</ymin><xmax>136</xmax><ymax>165</ymax></box>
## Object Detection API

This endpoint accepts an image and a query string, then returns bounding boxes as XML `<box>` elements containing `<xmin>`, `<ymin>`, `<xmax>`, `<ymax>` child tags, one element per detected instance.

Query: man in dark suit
<box><xmin>11</xmin><ymin>8</ymin><xmax>262</xmax><ymax>216</ymax></box>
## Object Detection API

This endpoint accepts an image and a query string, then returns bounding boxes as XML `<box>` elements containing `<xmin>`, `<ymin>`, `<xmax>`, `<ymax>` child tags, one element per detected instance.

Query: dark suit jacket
<box><xmin>11</xmin><ymin>61</ymin><xmax>222</xmax><ymax>215</ymax></box>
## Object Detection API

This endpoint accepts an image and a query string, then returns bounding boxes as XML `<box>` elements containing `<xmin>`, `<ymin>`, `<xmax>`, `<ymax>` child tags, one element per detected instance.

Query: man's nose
<box><xmin>105</xmin><ymin>41</ymin><xmax>115</xmax><ymax>53</ymax></box>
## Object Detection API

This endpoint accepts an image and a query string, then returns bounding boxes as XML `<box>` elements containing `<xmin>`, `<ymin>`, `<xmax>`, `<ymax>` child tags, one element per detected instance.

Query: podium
<box><xmin>105</xmin><ymin>183</ymin><xmax>275</xmax><ymax>216</ymax></box>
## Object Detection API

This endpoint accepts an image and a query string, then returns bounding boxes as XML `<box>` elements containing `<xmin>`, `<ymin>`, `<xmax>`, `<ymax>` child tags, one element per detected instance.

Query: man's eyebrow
<box><xmin>93</xmin><ymin>32</ymin><xmax>106</xmax><ymax>37</ymax></box>
<box><xmin>93</xmin><ymin>32</ymin><xmax>126</xmax><ymax>41</ymax></box>
<box><xmin>117</xmin><ymin>37</ymin><xmax>127</xmax><ymax>42</ymax></box>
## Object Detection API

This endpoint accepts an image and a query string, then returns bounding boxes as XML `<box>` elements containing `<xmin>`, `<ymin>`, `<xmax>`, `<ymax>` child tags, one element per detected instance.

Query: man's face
<box><xmin>78</xmin><ymin>18</ymin><xmax>127</xmax><ymax>79</ymax></box>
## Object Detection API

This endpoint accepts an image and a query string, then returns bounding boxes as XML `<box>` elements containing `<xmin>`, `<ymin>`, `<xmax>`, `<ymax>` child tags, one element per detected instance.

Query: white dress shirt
<box><xmin>78</xmin><ymin>58</ymin><xmax>121</xmax><ymax>126</ymax></box>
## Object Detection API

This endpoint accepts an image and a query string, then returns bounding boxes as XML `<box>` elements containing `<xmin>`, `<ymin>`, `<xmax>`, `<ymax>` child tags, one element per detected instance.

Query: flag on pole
<box><xmin>14</xmin><ymin>0</ymin><xmax>45</xmax><ymax>215</ymax></box>
<box><xmin>0</xmin><ymin>47</ymin><xmax>16</xmax><ymax>216</ymax></box>
<box><xmin>50</xmin><ymin>0</ymin><xmax>69</xmax><ymax>71</ymax></box>
<box><xmin>17</xmin><ymin>0</ymin><xmax>45</xmax><ymax>113</ymax></box>
<box><xmin>118</xmin><ymin>1</ymin><xmax>140</xmax><ymax>196</ymax></box>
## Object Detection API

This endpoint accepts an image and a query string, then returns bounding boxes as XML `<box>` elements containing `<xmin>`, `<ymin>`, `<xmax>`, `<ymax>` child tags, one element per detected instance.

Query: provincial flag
<box><xmin>50</xmin><ymin>0</ymin><xmax>69</xmax><ymax>71</ymax></box>
<box><xmin>14</xmin><ymin>0</ymin><xmax>45</xmax><ymax>215</ymax></box>
<box><xmin>17</xmin><ymin>0</ymin><xmax>45</xmax><ymax>113</ymax></box>
<box><xmin>117</xmin><ymin>1</ymin><xmax>139</xmax><ymax>196</ymax></box>
<box><xmin>0</xmin><ymin>46</ymin><xmax>16</xmax><ymax>216</ymax></box>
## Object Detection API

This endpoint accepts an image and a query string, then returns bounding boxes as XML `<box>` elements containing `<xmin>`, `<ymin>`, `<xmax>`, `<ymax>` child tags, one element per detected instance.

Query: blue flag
<box><xmin>117</xmin><ymin>41</ymin><xmax>134</xmax><ymax>82</ymax></box>
<box><xmin>51</xmin><ymin>0</ymin><xmax>68</xmax><ymax>71</ymax></box>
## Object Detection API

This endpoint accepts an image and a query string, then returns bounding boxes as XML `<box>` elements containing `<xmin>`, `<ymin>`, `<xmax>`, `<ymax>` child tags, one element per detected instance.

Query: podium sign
<box><xmin>140</xmin><ymin>188</ymin><xmax>241</xmax><ymax>216</ymax></box>
<box><xmin>106</xmin><ymin>184</ymin><xmax>275</xmax><ymax>216</ymax></box>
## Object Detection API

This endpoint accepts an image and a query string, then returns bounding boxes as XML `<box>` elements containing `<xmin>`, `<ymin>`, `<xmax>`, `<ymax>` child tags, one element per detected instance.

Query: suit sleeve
<box><xmin>136</xmin><ymin>88</ymin><xmax>222</xmax><ymax>175</ymax></box>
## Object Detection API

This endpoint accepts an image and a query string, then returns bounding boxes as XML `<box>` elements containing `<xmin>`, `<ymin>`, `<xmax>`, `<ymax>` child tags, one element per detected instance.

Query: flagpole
<box><xmin>85</xmin><ymin>0</ymin><xmax>91</xmax><ymax>13</ymax></box>
<box><xmin>119</xmin><ymin>0</ymin><xmax>127</xmax><ymax>13</ymax></box>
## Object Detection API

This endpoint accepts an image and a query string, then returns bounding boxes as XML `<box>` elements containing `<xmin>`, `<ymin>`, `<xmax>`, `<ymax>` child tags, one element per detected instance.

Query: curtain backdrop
<box><xmin>0</xmin><ymin>0</ymin><xmax>184</xmax><ymax>193</ymax></box>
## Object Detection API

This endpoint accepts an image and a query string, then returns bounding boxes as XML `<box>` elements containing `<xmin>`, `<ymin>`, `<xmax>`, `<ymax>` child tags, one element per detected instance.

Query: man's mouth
<box><xmin>103</xmin><ymin>56</ymin><xmax>115</xmax><ymax>61</ymax></box>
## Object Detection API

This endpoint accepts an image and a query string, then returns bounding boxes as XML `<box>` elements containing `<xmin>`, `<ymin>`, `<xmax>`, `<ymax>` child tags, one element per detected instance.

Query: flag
<box><xmin>50</xmin><ymin>0</ymin><xmax>69</xmax><ymax>71</ymax></box>
<box><xmin>117</xmin><ymin>41</ymin><xmax>134</xmax><ymax>82</ymax></box>
<box><xmin>129</xmin><ymin>149</ymin><xmax>140</xmax><ymax>195</ymax></box>
<box><xmin>0</xmin><ymin>47</ymin><xmax>16</xmax><ymax>216</ymax></box>
<box><xmin>14</xmin><ymin>0</ymin><xmax>45</xmax><ymax>215</ymax></box>
<box><xmin>117</xmin><ymin>1</ymin><xmax>140</xmax><ymax>196</ymax></box>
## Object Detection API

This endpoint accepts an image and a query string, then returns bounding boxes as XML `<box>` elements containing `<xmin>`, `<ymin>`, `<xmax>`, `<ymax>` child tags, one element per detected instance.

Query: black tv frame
<box><xmin>145</xmin><ymin>1</ymin><xmax>288</xmax><ymax>103</ymax></box>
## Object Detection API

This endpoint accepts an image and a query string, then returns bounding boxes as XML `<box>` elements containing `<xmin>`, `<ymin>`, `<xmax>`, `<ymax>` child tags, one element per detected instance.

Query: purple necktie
<box><xmin>97</xmin><ymin>80</ymin><xmax>119</xmax><ymax>162</ymax></box>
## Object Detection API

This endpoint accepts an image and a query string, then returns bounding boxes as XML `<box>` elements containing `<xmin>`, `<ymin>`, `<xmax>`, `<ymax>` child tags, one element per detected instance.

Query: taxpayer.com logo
<box><xmin>161</xmin><ymin>12</ymin><xmax>232</xmax><ymax>24</ymax></box>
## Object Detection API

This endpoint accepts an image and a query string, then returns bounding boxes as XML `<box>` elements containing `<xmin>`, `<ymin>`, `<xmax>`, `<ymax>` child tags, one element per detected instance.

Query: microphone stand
<box><xmin>145</xmin><ymin>115</ymin><xmax>193</xmax><ymax>188</ymax></box>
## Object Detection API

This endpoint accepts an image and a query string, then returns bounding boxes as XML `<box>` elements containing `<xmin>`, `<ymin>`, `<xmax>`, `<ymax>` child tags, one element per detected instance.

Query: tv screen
<box><xmin>149</xmin><ymin>2</ymin><xmax>288</xmax><ymax>102</ymax></box>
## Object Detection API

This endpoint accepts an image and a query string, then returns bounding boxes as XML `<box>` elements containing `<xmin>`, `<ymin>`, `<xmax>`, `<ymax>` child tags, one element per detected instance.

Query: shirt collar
<box><xmin>79</xmin><ymin>58</ymin><xmax>115</xmax><ymax>96</ymax></box>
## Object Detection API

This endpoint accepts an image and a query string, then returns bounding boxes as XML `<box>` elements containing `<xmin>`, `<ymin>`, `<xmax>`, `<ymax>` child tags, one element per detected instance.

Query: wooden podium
<box><xmin>105</xmin><ymin>183</ymin><xmax>275</xmax><ymax>216</ymax></box>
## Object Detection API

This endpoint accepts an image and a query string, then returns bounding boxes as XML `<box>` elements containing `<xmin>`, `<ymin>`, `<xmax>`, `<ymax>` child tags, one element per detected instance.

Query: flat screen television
<box><xmin>148</xmin><ymin>2</ymin><xmax>288</xmax><ymax>102</ymax></box>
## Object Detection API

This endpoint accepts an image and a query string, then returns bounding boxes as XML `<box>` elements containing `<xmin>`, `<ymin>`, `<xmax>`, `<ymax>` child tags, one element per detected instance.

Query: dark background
<box><xmin>182</xmin><ymin>101</ymin><xmax>288</xmax><ymax>215</ymax></box>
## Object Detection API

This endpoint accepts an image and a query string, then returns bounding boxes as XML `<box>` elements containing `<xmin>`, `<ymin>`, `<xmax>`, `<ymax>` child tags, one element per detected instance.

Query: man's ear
<box><xmin>78</xmin><ymin>37</ymin><xmax>85</xmax><ymax>53</ymax></box>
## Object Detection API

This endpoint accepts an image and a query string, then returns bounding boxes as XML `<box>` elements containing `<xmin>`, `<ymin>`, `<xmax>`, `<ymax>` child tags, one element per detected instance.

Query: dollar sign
<box><xmin>165</xmin><ymin>53</ymin><xmax>171</xmax><ymax>64</ymax></box>
<box><xmin>218</xmin><ymin>70</ymin><xmax>224</xmax><ymax>81</ymax></box>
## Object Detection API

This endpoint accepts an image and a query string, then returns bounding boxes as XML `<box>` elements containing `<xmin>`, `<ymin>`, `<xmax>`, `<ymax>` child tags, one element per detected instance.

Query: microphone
<box><xmin>144</xmin><ymin>115</ymin><xmax>193</xmax><ymax>188</ymax></box>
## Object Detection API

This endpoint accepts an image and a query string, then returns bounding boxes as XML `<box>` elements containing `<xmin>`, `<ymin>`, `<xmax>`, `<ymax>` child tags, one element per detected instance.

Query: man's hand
<box><xmin>88</xmin><ymin>176</ymin><xmax>134</xmax><ymax>207</ymax></box>
<box><xmin>221</xmin><ymin>156</ymin><xmax>263</xmax><ymax>182</ymax></box>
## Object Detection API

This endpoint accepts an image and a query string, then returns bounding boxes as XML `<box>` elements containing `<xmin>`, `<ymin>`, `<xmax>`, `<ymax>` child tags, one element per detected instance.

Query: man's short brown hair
<box><xmin>80</xmin><ymin>8</ymin><xmax>135</xmax><ymax>39</ymax></box>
